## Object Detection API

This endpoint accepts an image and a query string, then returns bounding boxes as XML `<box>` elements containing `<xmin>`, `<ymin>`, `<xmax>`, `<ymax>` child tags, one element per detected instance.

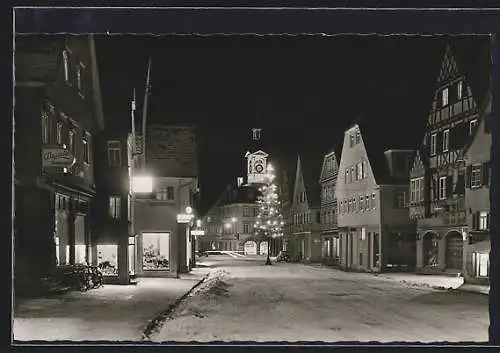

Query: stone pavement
<box><xmin>13</xmin><ymin>267</ymin><xmax>211</xmax><ymax>342</ymax></box>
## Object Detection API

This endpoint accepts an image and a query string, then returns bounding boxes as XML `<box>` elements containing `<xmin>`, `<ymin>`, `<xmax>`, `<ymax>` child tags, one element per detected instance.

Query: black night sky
<box><xmin>94</xmin><ymin>35</ymin><xmax>490</xmax><ymax>214</ymax></box>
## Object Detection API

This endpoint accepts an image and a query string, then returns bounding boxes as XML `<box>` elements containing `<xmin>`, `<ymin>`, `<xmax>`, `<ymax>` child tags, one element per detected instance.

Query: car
<box><xmin>277</xmin><ymin>250</ymin><xmax>291</xmax><ymax>263</ymax></box>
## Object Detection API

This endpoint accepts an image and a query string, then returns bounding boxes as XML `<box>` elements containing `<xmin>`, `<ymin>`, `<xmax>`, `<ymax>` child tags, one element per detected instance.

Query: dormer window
<box><xmin>41</xmin><ymin>111</ymin><xmax>49</xmax><ymax>144</ymax></box>
<box><xmin>62</xmin><ymin>50</ymin><xmax>70</xmax><ymax>82</ymax></box>
<box><xmin>469</xmin><ymin>119</ymin><xmax>478</xmax><ymax>136</ymax></box>
<box><xmin>68</xmin><ymin>130</ymin><xmax>75</xmax><ymax>152</ymax></box>
<box><xmin>76</xmin><ymin>62</ymin><xmax>85</xmax><ymax>96</ymax></box>
<box><xmin>355</xmin><ymin>130</ymin><xmax>361</xmax><ymax>144</ymax></box>
<box><xmin>56</xmin><ymin>121</ymin><xmax>63</xmax><ymax>145</ymax></box>
<box><xmin>442</xmin><ymin>87</ymin><xmax>449</xmax><ymax>107</ymax></box>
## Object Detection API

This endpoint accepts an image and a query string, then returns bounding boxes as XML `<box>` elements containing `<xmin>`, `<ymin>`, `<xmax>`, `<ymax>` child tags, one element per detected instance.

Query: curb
<box><xmin>141</xmin><ymin>272</ymin><xmax>211</xmax><ymax>340</ymax></box>
<box><xmin>454</xmin><ymin>285</ymin><xmax>490</xmax><ymax>296</ymax></box>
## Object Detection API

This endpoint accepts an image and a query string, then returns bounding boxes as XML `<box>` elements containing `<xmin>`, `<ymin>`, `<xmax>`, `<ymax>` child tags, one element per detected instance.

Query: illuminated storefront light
<box><xmin>132</xmin><ymin>175</ymin><xmax>153</xmax><ymax>193</ymax></box>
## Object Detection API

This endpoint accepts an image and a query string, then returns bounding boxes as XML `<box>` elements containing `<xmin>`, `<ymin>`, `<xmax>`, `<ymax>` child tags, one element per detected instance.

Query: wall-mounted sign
<box><xmin>191</xmin><ymin>230</ymin><xmax>205</xmax><ymax>236</ymax></box>
<box><xmin>177</xmin><ymin>214</ymin><xmax>194</xmax><ymax>224</ymax></box>
<box><xmin>42</xmin><ymin>145</ymin><xmax>76</xmax><ymax>168</ymax></box>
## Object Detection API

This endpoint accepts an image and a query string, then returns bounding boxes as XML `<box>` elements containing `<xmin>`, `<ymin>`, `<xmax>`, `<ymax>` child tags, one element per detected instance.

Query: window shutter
<box><xmin>472</xmin><ymin>212</ymin><xmax>478</xmax><ymax>230</ymax></box>
<box><xmin>446</xmin><ymin>176</ymin><xmax>453</xmax><ymax>198</ymax></box>
<box><xmin>436</xmin><ymin>133</ymin><xmax>443</xmax><ymax>154</ymax></box>
<box><xmin>476</xmin><ymin>211</ymin><xmax>481</xmax><ymax>230</ymax></box>
<box><xmin>487</xmin><ymin>213</ymin><xmax>490</xmax><ymax>230</ymax></box>
<box><xmin>482</xmin><ymin>162</ymin><xmax>490</xmax><ymax>186</ymax></box>
<box><xmin>466</xmin><ymin>165</ymin><xmax>472</xmax><ymax>188</ymax></box>
<box><xmin>449</xmin><ymin>126</ymin><xmax>457</xmax><ymax>150</ymax></box>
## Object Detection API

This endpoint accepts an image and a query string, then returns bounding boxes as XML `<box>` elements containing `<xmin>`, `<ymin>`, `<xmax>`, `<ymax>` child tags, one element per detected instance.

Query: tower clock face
<box><xmin>254</xmin><ymin>159</ymin><xmax>265</xmax><ymax>173</ymax></box>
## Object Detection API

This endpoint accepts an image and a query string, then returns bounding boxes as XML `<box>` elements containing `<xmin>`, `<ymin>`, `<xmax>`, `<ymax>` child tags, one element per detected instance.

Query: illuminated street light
<box><xmin>132</xmin><ymin>175</ymin><xmax>153</xmax><ymax>193</ymax></box>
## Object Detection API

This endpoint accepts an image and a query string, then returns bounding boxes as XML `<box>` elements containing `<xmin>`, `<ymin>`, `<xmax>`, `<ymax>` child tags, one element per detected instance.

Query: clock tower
<box><xmin>245</xmin><ymin>128</ymin><xmax>269</xmax><ymax>185</ymax></box>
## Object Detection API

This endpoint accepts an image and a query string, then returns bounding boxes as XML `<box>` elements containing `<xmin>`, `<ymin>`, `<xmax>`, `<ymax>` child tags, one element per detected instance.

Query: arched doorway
<box><xmin>244</xmin><ymin>241</ymin><xmax>257</xmax><ymax>255</ymax></box>
<box><xmin>445</xmin><ymin>231</ymin><xmax>464</xmax><ymax>270</ymax></box>
<box><xmin>423</xmin><ymin>232</ymin><xmax>439</xmax><ymax>268</ymax></box>
<box><xmin>259</xmin><ymin>241</ymin><xmax>269</xmax><ymax>255</ymax></box>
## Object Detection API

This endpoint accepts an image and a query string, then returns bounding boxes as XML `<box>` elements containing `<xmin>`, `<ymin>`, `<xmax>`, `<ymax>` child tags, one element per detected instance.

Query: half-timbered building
<box><xmin>410</xmin><ymin>45</ymin><xmax>489</xmax><ymax>275</ymax></box>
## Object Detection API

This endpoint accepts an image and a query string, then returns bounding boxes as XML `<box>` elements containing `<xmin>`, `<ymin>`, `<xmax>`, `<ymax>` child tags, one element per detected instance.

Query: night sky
<box><xmin>94</xmin><ymin>35</ymin><xmax>490</xmax><ymax>214</ymax></box>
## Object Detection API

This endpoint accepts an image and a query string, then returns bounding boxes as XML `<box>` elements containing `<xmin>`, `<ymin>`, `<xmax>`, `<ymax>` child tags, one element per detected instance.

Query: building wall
<box><xmin>14</xmin><ymin>35</ymin><xmax>102</xmax><ymax>289</ymax></box>
<box><xmin>134</xmin><ymin>177</ymin><xmax>197</xmax><ymax>276</ymax></box>
<box><xmin>336</xmin><ymin>126</ymin><xmax>381</xmax><ymax>230</ymax></box>
<box><xmin>464</xmin><ymin>110</ymin><xmax>491</xmax><ymax>284</ymax></box>
<box><xmin>289</xmin><ymin>157</ymin><xmax>321</xmax><ymax>262</ymax></box>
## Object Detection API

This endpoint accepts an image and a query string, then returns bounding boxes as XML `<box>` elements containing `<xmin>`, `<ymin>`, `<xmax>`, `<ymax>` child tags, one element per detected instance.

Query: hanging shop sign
<box><xmin>191</xmin><ymin>230</ymin><xmax>205</xmax><ymax>236</ymax></box>
<box><xmin>177</xmin><ymin>214</ymin><xmax>194</xmax><ymax>224</ymax></box>
<box><xmin>42</xmin><ymin>145</ymin><xmax>76</xmax><ymax>168</ymax></box>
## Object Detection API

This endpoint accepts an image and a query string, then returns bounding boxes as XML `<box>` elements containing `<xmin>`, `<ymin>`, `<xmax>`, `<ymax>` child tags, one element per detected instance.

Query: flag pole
<box><xmin>142</xmin><ymin>57</ymin><xmax>152</xmax><ymax>170</ymax></box>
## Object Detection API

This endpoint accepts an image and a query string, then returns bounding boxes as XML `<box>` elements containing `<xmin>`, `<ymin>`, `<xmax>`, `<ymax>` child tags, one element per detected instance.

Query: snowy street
<box><xmin>151</xmin><ymin>256</ymin><xmax>489</xmax><ymax>343</ymax></box>
<box><xmin>13</xmin><ymin>268</ymin><xmax>209</xmax><ymax>342</ymax></box>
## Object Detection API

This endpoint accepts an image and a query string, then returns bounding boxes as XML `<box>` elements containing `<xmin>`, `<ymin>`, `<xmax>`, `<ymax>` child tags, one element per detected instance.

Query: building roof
<box><xmin>350</xmin><ymin>111</ymin><xmax>424</xmax><ymax>185</ymax></box>
<box><xmin>464</xmin><ymin>88</ymin><xmax>492</xmax><ymax>153</ymax></box>
<box><xmin>298</xmin><ymin>153</ymin><xmax>322</xmax><ymax>207</ymax></box>
<box><xmin>447</xmin><ymin>40</ymin><xmax>491</xmax><ymax>111</ymax></box>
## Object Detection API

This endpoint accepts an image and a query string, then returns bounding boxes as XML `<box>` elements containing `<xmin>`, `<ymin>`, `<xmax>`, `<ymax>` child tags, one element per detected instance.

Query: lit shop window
<box><xmin>142</xmin><ymin>233</ymin><xmax>170</xmax><ymax>271</ymax></box>
<box><xmin>475</xmin><ymin>252</ymin><xmax>489</xmax><ymax>278</ymax></box>
<box><xmin>97</xmin><ymin>245</ymin><xmax>119</xmax><ymax>276</ymax></box>
<box><xmin>75</xmin><ymin>245</ymin><xmax>87</xmax><ymax>264</ymax></box>
<box><xmin>129</xmin><ymin>236</ymin><xmax>136</xmax><ymax>275</ymax></box>
<box><xmin>55</xmin><ymin>236</ymin><xmax>60</xmax><ymax>265</ymax></box>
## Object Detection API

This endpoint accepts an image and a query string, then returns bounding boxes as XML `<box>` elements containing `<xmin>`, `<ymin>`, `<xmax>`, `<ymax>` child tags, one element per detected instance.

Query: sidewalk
<box><xmin>371</xmin><ymin>273</ymin><xmax>489</xmax><ymax>295</ymax></box>
<box><xmin>302</xmin><ymin>262</ymin><xmax>490</xmax><ymax>296</ymax></box>
<box><xmin>13</xmin><ymin>267</ymin><xmax>210</xmax><ymax>342</ymax></box>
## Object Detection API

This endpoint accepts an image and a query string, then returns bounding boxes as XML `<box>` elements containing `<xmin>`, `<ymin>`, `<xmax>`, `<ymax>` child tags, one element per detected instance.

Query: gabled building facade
<box><xmin>410</xmin><ymin>45</ymin><xmax>485</xmax><ymax>275</ymax></box>
<box><xmin>14</xmin><ymin>35</ymin><xmax>105</xmax><ymax>292</ymax></box>
<box><xmin>132</xmin><ymin>125</ymin><xmax>199</xmax><ymax>278</ymax></box>
<box><xmin>464</xmin><ymin>92</ymin><xmax>491</xmax><ymax>284</ymax></box>
<box><xmin>289</xmin><ymin>155</ymin><xmax>322</xmax><ymax>263</ymax></box>
<box><xmin>336</xmin><ymin>121</ymin><xmax>416</xmax><ymax>273</ymax></box>
<box><xmin>319</xmin><ymin>149</ymin><xmax>340</xmax><ymax>265</ymax></box>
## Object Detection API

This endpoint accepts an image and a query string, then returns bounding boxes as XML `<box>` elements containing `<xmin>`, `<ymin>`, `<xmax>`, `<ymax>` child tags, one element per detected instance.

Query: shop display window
<box><xmin>142</xmin><ymin>233</ymin><xmax>170</xmax><ymax>271</ymax></box>
<box><xmin>55</xmin><ymin>237</ymin><xmax>60</xmax><ymax>265</ymax></box>
<box><xmin>75</xmin><ymin>245</ymin><xmax>87</xmax><ymax>264</ymax></box>
<box><xmin>475</xmin><ymin>252</ymin><xmax>489</xmax><ymax>278</ymax></box>
<box><xmin>97</xmin><ymin>245</ymin><xmax>119</xmax><ymax>276</ymax></box>
<box><xmin>129</xmin><ymin>236</ymin><xmax>136</xmax><ymax>275</ymax></box>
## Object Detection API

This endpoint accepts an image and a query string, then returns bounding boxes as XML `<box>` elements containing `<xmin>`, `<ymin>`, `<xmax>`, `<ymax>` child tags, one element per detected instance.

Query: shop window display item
<box><xmin>142</xmin><ymin>233</ymin><xmax>170</xmax><ymax>271</ymax></box>
<box><xmin>97</xmin><ymin>245</ymin><xmax>119</xmax><ymax>276</ymax></box>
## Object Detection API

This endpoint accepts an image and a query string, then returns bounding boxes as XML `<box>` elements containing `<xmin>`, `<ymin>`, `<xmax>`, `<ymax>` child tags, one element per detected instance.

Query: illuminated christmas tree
<box><xmin>254</xmin><ymin>164</ymin><xmax>284</xmax><ymax>265</ymax></box>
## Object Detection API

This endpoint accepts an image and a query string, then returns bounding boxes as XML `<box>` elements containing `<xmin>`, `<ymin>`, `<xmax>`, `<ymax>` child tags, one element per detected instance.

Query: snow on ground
<box><xmin>371</xmin><ymin>272</ymin><xmax>464</xmax><ymax>290</ymax></box>
<box><xmin>150</xmin><ymin>260</ymin><xmax>489</xmax><ymax>343</ymax></box>
<box><xmin>14</xmin><ymin>269</ymin><xmax>209</xmax><ymax>342</ymax></box>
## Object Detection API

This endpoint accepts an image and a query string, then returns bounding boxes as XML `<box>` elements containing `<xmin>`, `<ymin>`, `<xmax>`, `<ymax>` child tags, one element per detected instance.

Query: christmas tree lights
<box><xmin>254</xmin><ymin>164</ymin><xmax>285</xmax><ymax>265</ymax></box>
